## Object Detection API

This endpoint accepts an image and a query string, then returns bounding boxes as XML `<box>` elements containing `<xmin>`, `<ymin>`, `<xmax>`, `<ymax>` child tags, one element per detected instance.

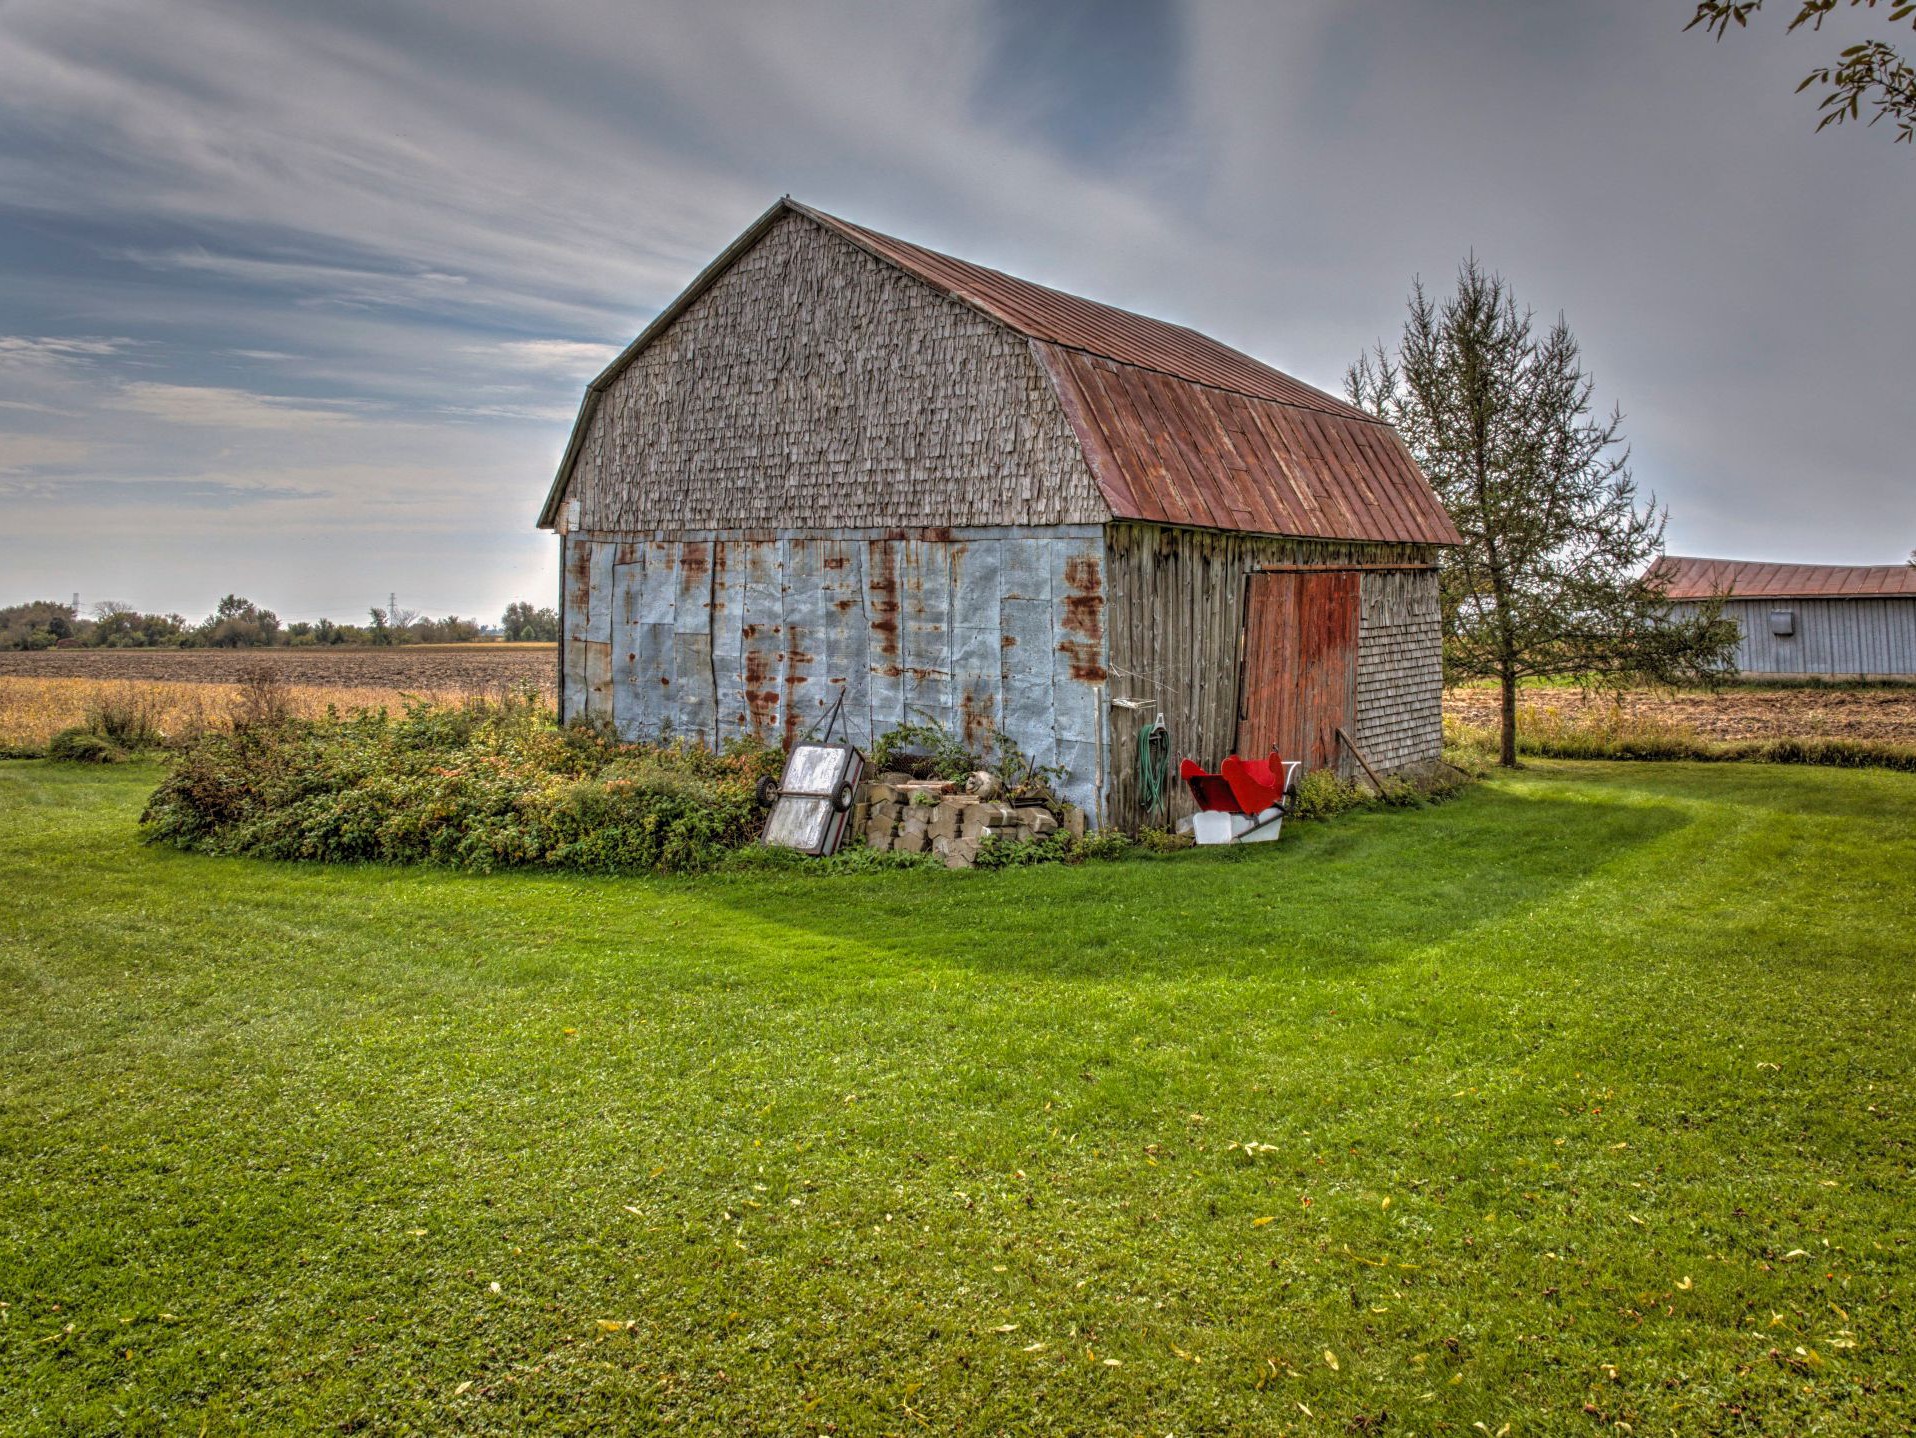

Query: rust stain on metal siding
<box><xmin>866</xmin><ymin>540</ymin><xmax>900</xmax><ymax>657</ymax></box>
<box><xmin>743</xmin><ymin>645</ymin><xmax>779</xmax><ymax>737</ymax></box>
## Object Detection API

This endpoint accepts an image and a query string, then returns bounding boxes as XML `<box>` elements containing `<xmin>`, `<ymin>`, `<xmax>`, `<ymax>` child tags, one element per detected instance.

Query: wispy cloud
<box><xmin>108</xmin><ymin>382</ymin><xmax>364</xmax><ymax>430</ymax></box>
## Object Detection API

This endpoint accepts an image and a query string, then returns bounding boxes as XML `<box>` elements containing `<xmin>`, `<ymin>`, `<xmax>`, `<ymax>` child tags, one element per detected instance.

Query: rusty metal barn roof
<box><xmin>1651</xmin><ymin>556</ymin><xmax>1916</xmax><ymax>601</ymax></box>
<box><xmin>541</xmin><ymin>198</ymin><xmax>1460</xmax><ymax>546</ymax></box>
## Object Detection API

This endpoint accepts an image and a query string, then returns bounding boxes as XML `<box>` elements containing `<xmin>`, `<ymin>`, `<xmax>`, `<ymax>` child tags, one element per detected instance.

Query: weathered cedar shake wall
<box><xmin>1102</xmin><ymin>523</ymin><xmax>1441</xmax><ymax>831</ymax></box>
<box><xmin>1673</xmin><ymin>597</ymin><xmax>1916</xmax><ymax>677</ymax></box>
<box><xmin>561</xmin><ymin>211</ymin><xmax>1106</xmax><ymax>532</ymax></box>
<box><xmin>561</xmin><ymin>527</ymin><xmax>1108</xmax><ymax>817</ymax></box>
<box><xmin>1353</xmin><ymin>569</ymin><xmax>1444</xmax><ymax>772</ymax></box>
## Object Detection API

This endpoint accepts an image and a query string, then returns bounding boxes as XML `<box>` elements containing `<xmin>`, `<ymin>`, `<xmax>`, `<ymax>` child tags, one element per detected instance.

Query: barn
<box><xmin>537</xmin><ymin>198</ymin><xmax>1461</xmax><ymax>830</ymax></box>
<box><xmin>1652</xmin><ymin>556</ymin><xmax>1916</xmax><ymax>679</ymax></box>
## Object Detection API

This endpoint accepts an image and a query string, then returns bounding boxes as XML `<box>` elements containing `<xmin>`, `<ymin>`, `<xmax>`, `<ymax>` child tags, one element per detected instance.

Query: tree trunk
<box><xmin>1499</xmin><ymin>667</ymin><xmax>1518</xmax><ymax>768</ymax></box>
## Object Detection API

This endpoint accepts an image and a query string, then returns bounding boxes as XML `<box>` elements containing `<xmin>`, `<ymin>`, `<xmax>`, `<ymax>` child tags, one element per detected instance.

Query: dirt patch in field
<box><xmin>1445</xmin><ymin>685</ymin><xmax>1916</xmax><ymax>743</ymax></box>
<box><xmin>0</xmin><ymin>644</ymin><xmax>557</xmax><ymax>696</ymax></box>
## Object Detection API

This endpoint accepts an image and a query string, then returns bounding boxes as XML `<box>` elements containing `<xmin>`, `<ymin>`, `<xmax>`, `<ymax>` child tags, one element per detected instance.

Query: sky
<box><xmin>1</xmin><ymin>0</ymin><xmax>1911</xmax><ymax>624</ymax></box>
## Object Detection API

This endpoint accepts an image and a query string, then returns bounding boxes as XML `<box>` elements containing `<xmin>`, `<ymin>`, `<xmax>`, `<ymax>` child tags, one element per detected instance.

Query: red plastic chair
<box><xmin>1179</xmin><ymin>758</ymin><xmax>1242</xmax><ymax>813</ymax></box>
<box><xmin>1220</xmin><ymin>751</ymin><xmax>1287</xmax><ymax>815</ymax></box>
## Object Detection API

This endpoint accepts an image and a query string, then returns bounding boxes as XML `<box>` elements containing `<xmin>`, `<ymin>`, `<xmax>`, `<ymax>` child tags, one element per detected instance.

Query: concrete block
<box><xmin>1025</xmin><ymin>810</ymin><xmax>1059</xmax><ymax>836</ymax></box>
<box><xmin>864</xmin><ymin>783</ymin><xmax>900</xmax><ymax>804</ymax></box>
<box><xmin>944</xmin><ymin>836</ymin><xmax>980</xmax><ymax>869</ymax></box>
<box><xmin>1063</xmin><ymin>805</ymin><xmax>1087</xmax><ymax>839</ymax></box>
<box><xmin>866</xmin><ymin>828</ymin><xmax>893</xmax><ymax>851</ymax></box>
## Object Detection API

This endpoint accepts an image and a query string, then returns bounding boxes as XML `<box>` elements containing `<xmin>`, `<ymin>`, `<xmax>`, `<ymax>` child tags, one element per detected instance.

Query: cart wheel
<box><xmin>756</xmin><ymin>776</ymin><xmax>780</xmax><ymax>807</ymax></box>
<box><xmin>832</xmin><ymin>780</ymin><xmax>855</xmax><ymax>813</ymax></box>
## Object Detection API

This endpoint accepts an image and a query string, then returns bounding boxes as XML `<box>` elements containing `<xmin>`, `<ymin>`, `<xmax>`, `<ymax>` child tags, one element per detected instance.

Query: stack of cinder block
<box><xmin>856</xmin><ymin>772</ymin><xmax>1083</xmax><ymax>869</ymax></box>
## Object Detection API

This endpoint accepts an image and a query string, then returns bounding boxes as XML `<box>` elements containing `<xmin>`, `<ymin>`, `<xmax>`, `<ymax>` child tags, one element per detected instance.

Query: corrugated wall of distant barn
<box><xmin>1676</xmin><ymin>597</ymin><xmax>1916</xmax><ymax>677</ymax></box>
<box><xmin>561</xmin><ymin>526</ymin><xmax>1108</xmax><ymax>815</ymax></box>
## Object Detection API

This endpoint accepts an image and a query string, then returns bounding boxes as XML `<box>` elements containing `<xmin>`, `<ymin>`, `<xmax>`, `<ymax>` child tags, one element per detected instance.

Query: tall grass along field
<box><xmin>1</xmin><ymin>759</ymin><xmax>1911</xmax><ymax>1433</ymax></box>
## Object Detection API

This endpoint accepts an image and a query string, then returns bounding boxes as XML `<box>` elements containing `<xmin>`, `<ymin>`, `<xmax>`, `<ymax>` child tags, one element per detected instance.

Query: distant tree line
<box><xmin>1</xmin><ymin>596</ymin><xmax>561</xmax><ymax>651</ymax></box>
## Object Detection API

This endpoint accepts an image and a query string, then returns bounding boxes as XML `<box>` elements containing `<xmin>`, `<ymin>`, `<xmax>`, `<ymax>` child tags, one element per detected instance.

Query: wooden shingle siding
<box><xmin>562</xmin><ymin>527</ymin><xmax>1107</xmax><ymax>815</ymax></box>
<box><xmin>1680</xmin><ymin>597</ymin><xmax>1916</xmax><ymax>677</ymax></box>
<box><xmin>1100</xmin><ymin>522</ymin><xmax>1439</xmax><ymax>830</ymax></box>
<box><xmin>1354</xmin><ymin>569</ymin><xmax>1443</xmax><ymax>773</ymax></box>
<box><xmin>564</xmin><ymin>212</ymin><xmax>1107</xmax><ymax>533</ymax></box>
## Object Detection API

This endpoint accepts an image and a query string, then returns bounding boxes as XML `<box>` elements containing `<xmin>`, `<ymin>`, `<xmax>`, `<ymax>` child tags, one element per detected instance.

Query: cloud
<box><xmin>0</xmin><ymin>434</ymin><xmax>93</xmax><ymax>471</ymax></box>
<box><xmin>107</xmin><ymin>382</ymin><xmax>364</xmax><ymax>430</ymax></box>
<box><xmin>483</xmin><ymin>339</ymin><xmax>624</xmax><ymax>377</ymax></box>
<box><xmin>0</xmin><ymin>474</ymin><xmax>323</xmax><ymax>507</ymax></box>
<box><xmin>0</xmin><ymin>335</ymin><xmax>133</xmax><ymax>368</ymax></box>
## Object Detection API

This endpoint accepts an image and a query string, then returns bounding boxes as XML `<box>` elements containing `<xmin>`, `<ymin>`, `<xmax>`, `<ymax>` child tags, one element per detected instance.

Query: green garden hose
<box><xmin>1136</xmin><ymin>718</ymin><xmax>1170</xmax><ymax>817</ymax></box>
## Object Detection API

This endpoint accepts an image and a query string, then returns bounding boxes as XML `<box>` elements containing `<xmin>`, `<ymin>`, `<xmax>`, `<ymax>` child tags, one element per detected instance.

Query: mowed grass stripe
<box><xmin>1</xmin><ymin>760</ymin><xmax>1910</xmax><ymax>1434</ymax></box>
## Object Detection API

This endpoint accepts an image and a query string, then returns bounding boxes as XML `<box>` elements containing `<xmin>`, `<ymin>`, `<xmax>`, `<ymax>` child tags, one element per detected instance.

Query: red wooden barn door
<box><xmin>1236</xmin><ymin>571</ymin><xmax>1359</xmax><ymax>772</ymax></box>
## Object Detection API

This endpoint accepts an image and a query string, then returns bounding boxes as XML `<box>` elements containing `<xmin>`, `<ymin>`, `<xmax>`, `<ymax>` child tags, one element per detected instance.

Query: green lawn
<box><xmin>2</xmin><ymin>760</ymin><xmax>1911</xmax><ymax>1435</ymax></box>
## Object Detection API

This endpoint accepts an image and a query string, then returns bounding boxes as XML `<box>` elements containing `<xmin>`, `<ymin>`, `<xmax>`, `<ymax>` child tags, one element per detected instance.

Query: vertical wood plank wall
<box><xmin>1102</xmin><ymin>523</ymin><xmax>1442</xmax><ymax>831</ymax></box>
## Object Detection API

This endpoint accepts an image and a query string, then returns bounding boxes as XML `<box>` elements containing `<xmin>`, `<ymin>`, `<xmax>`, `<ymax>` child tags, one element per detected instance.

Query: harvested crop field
<box><xmin>1445</xmin><ymin>682</ymin><xmax>1916</xmax><ymax>743</ymax></box>
<box><xmin>0</xmin><ymin>647</ymin><xmax>558</xmax><ymax>756</ymax></box>
<box><xmin>0</xmin><ymin>642</ymin><xmax>556</xmax><ymax>694</ymax></box>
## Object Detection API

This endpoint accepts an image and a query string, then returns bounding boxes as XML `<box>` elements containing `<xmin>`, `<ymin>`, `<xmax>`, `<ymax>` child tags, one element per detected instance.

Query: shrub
<box><xmin>141</xmin><ymin>696</ymin><xmax>785</xmax><ymax>876</ymax></box>
<box><xmin>48</xmin><ymin>727</ymin><xmax>128</xmax><ymax>764</ymax></box>
<box><xmin>868</xmin><ymin>714</ymin><xmax>1067</xmax><ymax>803</ymax></box>
<box><xmin>82</xmin><ymin>690</ymin><xmax>165</xmax><ymax>750</ymax></box>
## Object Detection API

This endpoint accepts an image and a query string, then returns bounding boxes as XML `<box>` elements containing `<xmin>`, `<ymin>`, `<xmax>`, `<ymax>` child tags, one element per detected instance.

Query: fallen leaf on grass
<box><xmin>1324</xmin><ymin>1349</ymin><xmax>1339</xmax><ymax>1371</ymax></box>
<box><xmin>1252</xmin><ymin>1216</ymin><xmax>1275</xmax><ymax>1228</ymax></box>
<box><xmin>991</xmin><ymin>1323</ymin><xmax>1018</xmax><ymax>1333</ymax></box>
<box><xmin>1102</xmin><ymin>1358</ymin><xmax>1122</xmax><ymax>1367</ymax></box>
<box><xmin>1023</xmin><ymin>1341</ymin><xmax>1046</xmax><ymax>1352</ymax></box>
<box><xmin>1783</xmin><ymin>1249</ymin><xmax>1809</xmax><ymax>1261</ymax></box>
<box><xmin>454</xmin><ymin>1381</ymin><xmax>473</xmax><ymax>1396</ymax></box>
<box><xmin>1676</xmin><ymin>1276</ymin><xmax>1693</xmax><ymax>1291</ymax></box>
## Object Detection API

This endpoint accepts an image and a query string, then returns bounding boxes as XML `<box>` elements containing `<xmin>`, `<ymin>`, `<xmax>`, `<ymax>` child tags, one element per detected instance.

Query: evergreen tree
<box><xmin>1348</xmin><ymin>258</ymin><xmax>1739</xmax><ymax>767</ymax></box>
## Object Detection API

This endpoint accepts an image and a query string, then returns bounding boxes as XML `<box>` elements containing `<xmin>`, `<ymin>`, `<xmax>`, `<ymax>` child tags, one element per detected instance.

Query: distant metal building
<box><xmin>1652</xmin><ymin>556</ymin><xmax>1916</xmax><ymax>678</ymax></box>
<box><xmin>537</xmin><ymin>198</ymin><xmax>1460</xmax><ymax>828</ymax></box>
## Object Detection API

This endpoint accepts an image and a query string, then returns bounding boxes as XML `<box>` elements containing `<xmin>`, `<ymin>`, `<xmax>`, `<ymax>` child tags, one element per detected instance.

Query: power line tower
<box><xmin>388</xmin><ymin>591</ymin><xmax>399</xmax><ymax>628</ymax></box>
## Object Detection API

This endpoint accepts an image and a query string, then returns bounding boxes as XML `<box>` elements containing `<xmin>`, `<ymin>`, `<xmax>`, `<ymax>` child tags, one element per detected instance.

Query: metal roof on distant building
<box><xmin>542</xmin><ymin>198</ymin><xmax>1461</xmax><ymax>547</ymax></box>
<box><xmin>1651</xmin><ymin>555</ymin><xmax>1916</xmax><ymax>601</ymax></box>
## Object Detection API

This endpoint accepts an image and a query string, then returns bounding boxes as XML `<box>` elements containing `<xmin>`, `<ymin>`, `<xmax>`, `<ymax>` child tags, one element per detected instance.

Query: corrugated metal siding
<box><xmin>1680</xmin><ymin>597</ymin><xmax>1916</xmax><ymax>676</ymax></box>
<box><xmin>569</xmin><ymin>526</ymin><xmax>1108</xmax><ymax>815</ymax></box>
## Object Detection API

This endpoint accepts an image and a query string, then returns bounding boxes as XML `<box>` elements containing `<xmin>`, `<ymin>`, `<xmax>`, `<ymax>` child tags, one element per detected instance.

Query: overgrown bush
<box><xmin>48</xmin><ymin>726</ymin><xmax>127</xmax><ymax>764</ymax></box>
<box><xmin>868</xmin><ymin>714</ymin><xmax>1066</xmax><ymax>803</ymax></box>
<box><xmin>141</xmin><ymin>695</ymin><xmax>785</xmax><ymax>875</ymax></box>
